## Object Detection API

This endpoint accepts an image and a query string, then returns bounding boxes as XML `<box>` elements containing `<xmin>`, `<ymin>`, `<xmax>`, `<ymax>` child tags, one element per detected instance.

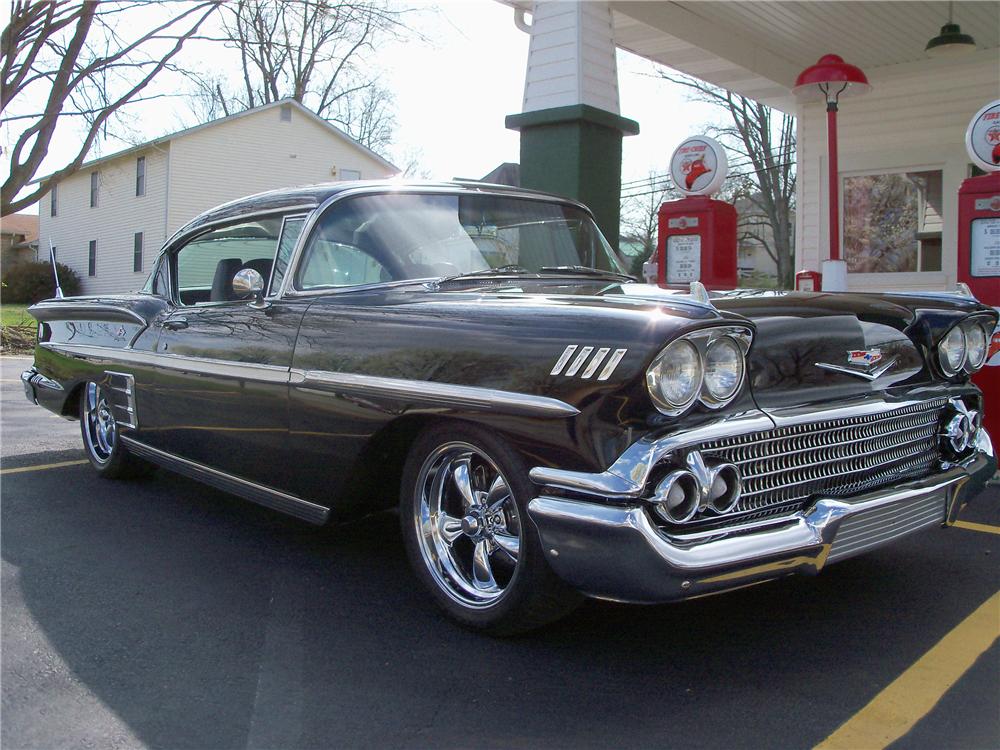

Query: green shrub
<box><xmin>1</xmin><ymin>261</ymin><xmax>81</xmax><ymax>304</ymax></box>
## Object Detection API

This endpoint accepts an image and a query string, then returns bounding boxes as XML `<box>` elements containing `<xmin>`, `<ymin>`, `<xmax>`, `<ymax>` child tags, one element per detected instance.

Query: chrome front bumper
<box><xmin>527</xmin><ymin>430</ymin><xmax>995</xmax><ymax>604</ymax></box>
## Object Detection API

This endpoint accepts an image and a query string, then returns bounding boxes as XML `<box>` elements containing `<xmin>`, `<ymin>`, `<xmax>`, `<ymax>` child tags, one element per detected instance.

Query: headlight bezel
<box><xmin>938</xmin><ymin>314</ymin><xmax>995</xmax><ymax>377</ymax></box>
<box><xmin>646</xmin><ymin>326</ymin><xmax>752</xmax><ymax>416</ymax></box>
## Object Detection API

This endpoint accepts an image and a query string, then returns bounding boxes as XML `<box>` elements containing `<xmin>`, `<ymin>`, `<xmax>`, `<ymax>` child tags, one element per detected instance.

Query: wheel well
<box><xmin>334</xmin><ymin>415</ymin><xmax>444</xmax><ymax>519</ymax></box>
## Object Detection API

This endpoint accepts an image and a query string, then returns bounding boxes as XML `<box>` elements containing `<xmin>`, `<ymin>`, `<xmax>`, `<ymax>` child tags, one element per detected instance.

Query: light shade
<box><xmin>925</xmin><ymin>23</ymin><xmax>977</xmax><ymax>56</ymax></box>
<box><xmin>793</xmin><ymin>54</ymin><xmax>871</xmax><ymax>101</ymax></box>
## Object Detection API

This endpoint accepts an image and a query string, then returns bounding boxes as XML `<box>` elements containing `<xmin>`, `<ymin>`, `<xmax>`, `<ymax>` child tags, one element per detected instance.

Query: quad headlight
<box><xmin>703</xmin><ymin>336</ymin><xmax>745</xmax><ymax>404</ymax></box>
<box><xmin>647</xmin><ymin>339</ymin><xmax>702</xmax><ymax>412</ymax></box>
<box><xmin>963</xmin><ymin>319</ymin><xmax>990</xmax><ymax>370</ymax></box>
<box><xmin>939</xmin><ymin>325</ymin><xmax>967</xmax><ymax>374</ymax></box>
<box><xmin>646</xmin><ymin>328</ymin><xmax>751</xmax><ymax>415</ymax></box>
<box><xmin>938</xmin><ymin>317</ymin><xmax>994</xmax><ymax>376</ymax></box>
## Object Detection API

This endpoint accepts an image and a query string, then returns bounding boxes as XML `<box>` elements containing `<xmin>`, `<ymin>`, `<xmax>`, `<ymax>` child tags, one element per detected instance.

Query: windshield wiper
<box><xmin>539</xmin><ymin>265</ymin><xmax>635</xmax><ymax>281</ymax></box>
<box><xmin>438</xmin><ymin>265</ymin><xmax>531</xmax><ymax>283</ymax></box>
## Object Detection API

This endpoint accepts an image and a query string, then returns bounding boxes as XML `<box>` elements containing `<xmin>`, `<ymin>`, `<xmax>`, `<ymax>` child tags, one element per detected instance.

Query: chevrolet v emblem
<box><xmin>815</xmin><ymin>348</ymin><xmax>898</xmax><ymax>381</ymax></box>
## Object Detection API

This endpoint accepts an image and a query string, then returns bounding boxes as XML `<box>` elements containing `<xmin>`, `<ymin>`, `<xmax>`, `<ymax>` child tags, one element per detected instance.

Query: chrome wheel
<box><xmin>414</xmin><ymin>442</ymin><xmax>523</xmax><ymax>608</ymax></box>
<box><xmin>83</xmin><ymin>382</ymin><xmax>117</xmax><ymax>464</ymax></box>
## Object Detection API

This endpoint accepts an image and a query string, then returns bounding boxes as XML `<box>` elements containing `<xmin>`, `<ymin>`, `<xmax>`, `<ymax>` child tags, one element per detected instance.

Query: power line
<box><xmin>619</xmin><ymin>147</ymin><xmax>798</xmax><ymax>191</ymax></box>
<box><xmin>620</xmin><ymin>160</ymin><xmax>795</xmax><ymax>201</ymax></box>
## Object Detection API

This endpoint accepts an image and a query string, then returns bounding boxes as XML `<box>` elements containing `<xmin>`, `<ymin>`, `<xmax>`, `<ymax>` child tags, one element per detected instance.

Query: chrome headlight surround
<box><xmin>646</xmin><ymin>326</ymin><xmax>753</xmax><ymax>416</ymax></box>
<box><xmin>961</xmin><ymin>317</ymin><xmax>992</xmax><ymax>372</ymax></box>
<box><xmin>702</xmin><ymin>335</ymin><xmax>746</xmax><ymax>406</ymax></box>
<box><xmin>937</xmin><ymin>324</ymin><xmax>967</xmax><ymax>376</ymax></box>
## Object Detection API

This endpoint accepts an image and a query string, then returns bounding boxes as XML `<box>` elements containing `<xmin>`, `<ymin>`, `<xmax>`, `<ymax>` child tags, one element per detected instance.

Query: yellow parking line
<box><xmin>1</xmin><ymin>459</ymin><xmax>88</xmax><ymax>475</ymax></box>
<box><xmin>953</xmin><ymin>520</ymin><xmax>1000</xmax><ymax>536</ymax></box>
<box><xmin>815</xmin><ymin>590</ymin><xmax>1000</xmax><ymax>750</ymax></box>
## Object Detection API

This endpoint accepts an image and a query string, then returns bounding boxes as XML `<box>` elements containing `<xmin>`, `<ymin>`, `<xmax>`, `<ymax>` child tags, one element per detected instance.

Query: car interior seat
<box><xmin>210</xmin><ymin>258</ymin><xmax>244</xmax><ymax>301</ymax></box>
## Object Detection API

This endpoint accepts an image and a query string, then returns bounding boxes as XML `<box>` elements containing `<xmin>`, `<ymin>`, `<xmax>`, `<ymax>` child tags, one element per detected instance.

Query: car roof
<box><xmin>168</xmin><ymin>180</ymin><xmax>591</xmax><ymax>246</ymax></box>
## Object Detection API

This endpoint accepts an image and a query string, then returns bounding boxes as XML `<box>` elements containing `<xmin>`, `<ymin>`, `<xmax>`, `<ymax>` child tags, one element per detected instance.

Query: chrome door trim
<box><xmin>291</xmin><ymin>368</ymin><xmax>580</xmax><ymax>419</ymax></box>
<box><xmin>41</xmin><ymin>342</ymin><xmax>291</xmax><ymax>384</ymax></box>
<box><xmin>120</xmin><ymin>436</ymin><xmax>330</xmax><ymax>524</ymax></box>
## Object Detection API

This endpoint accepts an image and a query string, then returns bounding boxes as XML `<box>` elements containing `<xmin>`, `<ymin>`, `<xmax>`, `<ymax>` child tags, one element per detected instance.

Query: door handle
<box><xmin>163</xmin><ymin>318</ymin><xmax>188</xmax><ymax>330</ymax></box>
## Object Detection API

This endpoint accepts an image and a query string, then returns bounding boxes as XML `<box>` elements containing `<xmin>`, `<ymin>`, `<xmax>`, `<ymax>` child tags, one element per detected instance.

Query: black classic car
<box><xmin>22</xmin><ymin>181</ymin><xmax>997</xmax><ymax>634</ymax></box>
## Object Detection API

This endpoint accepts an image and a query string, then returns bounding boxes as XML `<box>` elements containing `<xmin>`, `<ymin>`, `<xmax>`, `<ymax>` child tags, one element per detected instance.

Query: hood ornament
<box><xmin>815</xmin><ymin>347</ymin><xmax>898</xmax><ymax>381</ymax></box>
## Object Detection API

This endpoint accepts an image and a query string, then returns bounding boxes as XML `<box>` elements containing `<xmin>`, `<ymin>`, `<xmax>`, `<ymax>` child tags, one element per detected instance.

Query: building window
<box><xmin>133</xmin><ymin>232</ymin><xmax>143</xmax><ymax>272</ymax></box>
<box><xmin>90</xmin><ymin>171</ymin><xmax>99</xmax><ymax>208</ymax></box>
<box><xmin>339</xmin><ymin>168</ymin><xmax>361</xmax><ymax>181</ymax></box>
<box><xmin>88</xmin><ymin>240</ymin><xmax>97</xmax><ymax>276</ymax></box>
<box><xmin>280</xmin><ymin>103</ymin><xmax>292</xmax><ymax>122</ymax></box>
<box><xmin>50</xmin><ymin>183</ymin><xmax>57</xmax><ymax>217</ymax></box>
<box><xmin>843</xmin><ymin>169</ymin><xmax>943</xmax><ymax>273</ymax></box>
<box><xmin>136</xmin><ymin>156</ymin><xmax>146</xmax><ymax>196</ymax></box>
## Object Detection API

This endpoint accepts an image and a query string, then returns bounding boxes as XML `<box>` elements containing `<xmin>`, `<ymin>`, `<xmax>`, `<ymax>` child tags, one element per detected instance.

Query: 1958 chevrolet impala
<box><xmin>22</xmin><ymin>181</ymin><xmax>997</xmax><ymax>634</ymax></box>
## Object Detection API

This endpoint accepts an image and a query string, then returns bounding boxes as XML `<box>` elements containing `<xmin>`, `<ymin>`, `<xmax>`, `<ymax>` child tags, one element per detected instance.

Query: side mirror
<box><xmin>231</xmin><ymin>268</ymin><xmax>267</xmax><ymax>307</ymax></box>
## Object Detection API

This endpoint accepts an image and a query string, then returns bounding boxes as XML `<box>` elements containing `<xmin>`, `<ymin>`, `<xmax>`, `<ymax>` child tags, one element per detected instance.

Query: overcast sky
<box><xmin>7</xmin><ymin>0</ymin><xmax>723</xmax><ymax>213</ymax></box>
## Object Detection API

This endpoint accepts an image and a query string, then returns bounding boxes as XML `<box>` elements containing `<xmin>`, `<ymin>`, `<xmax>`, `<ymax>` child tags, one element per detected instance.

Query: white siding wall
<box><xmin>37</xmin><ymin>104</ymin><xmax>394</xmax><ymax>296</ymax></box>
<box><xmin>796</xmin><ymin>50</ymin><xmax>999</xmax><ymax>291</ymax></box>
<box><xmin>38</xmin><ymin>145</ymin><xmax>170</xmax><ymax>295</ymax></box>
<box><xmin>166</xmin><ymin>106</ymin><xmax>393</xmax><ymax>232</ymax></box>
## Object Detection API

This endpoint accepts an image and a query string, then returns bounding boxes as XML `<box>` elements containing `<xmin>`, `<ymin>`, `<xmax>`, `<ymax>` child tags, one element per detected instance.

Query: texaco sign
<box><xmin>669</xmin><ymin>136</ymin><xmax>729</xmax><ymax>197</ymax></box>
<box><xmin>965</xmin><ymin>99</ymin><xmax>1000</xmax><ymax>173</ymax></box>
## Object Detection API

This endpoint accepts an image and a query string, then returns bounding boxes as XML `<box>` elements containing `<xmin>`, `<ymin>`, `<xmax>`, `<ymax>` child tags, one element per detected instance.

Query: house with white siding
<box><xmin>502</xmin><ymin>0</ymin><xmax>999</xmax><ymax>293</ymax></box>
<box><xmin>37</xmin><ymin>99</ymin><xmax>397</xmax><ymax>295</ymax></box>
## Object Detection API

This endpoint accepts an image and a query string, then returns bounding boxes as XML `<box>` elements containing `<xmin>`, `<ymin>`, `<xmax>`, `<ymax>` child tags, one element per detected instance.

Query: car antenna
<box><xmin>48</xmin><ymin>238</ymin><xmax>63</xmax><ymax>298</ymax></box>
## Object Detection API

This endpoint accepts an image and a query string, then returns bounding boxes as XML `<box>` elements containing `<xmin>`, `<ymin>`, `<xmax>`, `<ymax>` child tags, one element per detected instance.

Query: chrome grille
<box><xmin>828</xmin><ymin>492</ymin><xmax>945</xmax><ymax>563</ymax></box>
<box><xmin>694</xmin><ymin>398</ymin><xmax>947</xmax><ymax>522</ymax></box>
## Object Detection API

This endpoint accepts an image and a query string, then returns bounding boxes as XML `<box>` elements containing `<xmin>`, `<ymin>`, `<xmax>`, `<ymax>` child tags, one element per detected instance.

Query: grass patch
<box><xmin>1</xmin><ymin>304</ymin><xmax>34</xmax><ymax>327</ymax></box>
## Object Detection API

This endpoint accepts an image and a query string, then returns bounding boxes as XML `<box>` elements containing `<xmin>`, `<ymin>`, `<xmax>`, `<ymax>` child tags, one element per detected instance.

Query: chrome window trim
<box><xmin>275</xmin><ymin>185</ymin><xmax>600</xmax><ymax>299</ymax></box>
<box><xmin>291</xmin><ymin>368</ymin><xmax>580</xmax><ymax>419</ymax></box>
<box><xmin>163</xmin><ymin>203</ymin><xmax>319</xmax><ymax>252</ymax></box>
<box><xmin>266</xmin><ymin>213</ymin><xmax>309</xmax><ymax>298</ymax></box>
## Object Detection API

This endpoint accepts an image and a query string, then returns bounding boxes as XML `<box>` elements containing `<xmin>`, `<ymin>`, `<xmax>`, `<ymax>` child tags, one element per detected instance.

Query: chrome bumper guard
<box><xmin>527</xmin><ymin>429</ymin><xmax>995</xmax><ymax>604</ymax></box>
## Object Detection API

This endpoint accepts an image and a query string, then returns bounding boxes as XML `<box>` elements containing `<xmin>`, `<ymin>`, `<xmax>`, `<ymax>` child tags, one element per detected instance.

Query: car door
<box><xmin>141</xmin><ymin>213</ymin><xmax>309</xmax><ymax>491</ymax></box>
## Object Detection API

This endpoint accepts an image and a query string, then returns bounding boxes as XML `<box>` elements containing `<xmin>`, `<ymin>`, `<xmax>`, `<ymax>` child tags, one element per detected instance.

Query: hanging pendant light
<box><xmin>926</xmin><ymin>1</ymin><xmax>977</xmax><ymax>56</ymax></box>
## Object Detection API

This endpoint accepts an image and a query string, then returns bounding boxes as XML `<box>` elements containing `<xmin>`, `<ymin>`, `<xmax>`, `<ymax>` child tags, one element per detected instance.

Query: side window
<box><xmin>141</xmin><ymin>254</ymin><xmax>169</xmax><ymax>296</ymax></box>
<box><xmin>173</xmin><ymin>217</ymin><xmax>282</xmax><ymax>306</ymax></box>
<box><xmin>295</xmin><ymin>203</ymin><xmax>393</xmax><ymax>290</ymax></box>
<box><xmin>299</xmin><ymin>241</ymin><xmax>391</xmax><ymax>288</ymax></box>
<box><xmin>268</xmin><ymin>215</ymin><xmax>306</xmax><ymax>294</ymax></box>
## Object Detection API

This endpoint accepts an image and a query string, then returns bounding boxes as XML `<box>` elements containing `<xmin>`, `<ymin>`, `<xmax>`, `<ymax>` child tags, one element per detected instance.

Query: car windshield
<box><xmin>295</xmin><ymin>192</ymin><xmax>628</xmax><ymax>290</ymax></box>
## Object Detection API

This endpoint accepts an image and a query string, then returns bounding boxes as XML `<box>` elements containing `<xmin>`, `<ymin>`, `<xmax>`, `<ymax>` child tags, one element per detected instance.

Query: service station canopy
<box><xmin>501</xmin><ymin>1</ymin><xmax>1000</xmax><ymax>112</ymax></box>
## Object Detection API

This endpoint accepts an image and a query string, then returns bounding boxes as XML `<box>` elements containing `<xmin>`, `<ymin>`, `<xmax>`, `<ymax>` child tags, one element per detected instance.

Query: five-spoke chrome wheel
<box><xmin>414</xmin><ymin>442</ymin><xmax>522</xmax><ymax>607</ymax></box>
<box><xmin>83</xmin><ymin>382</ymin><xmax>117</xmax><ymax>464</ymax></box>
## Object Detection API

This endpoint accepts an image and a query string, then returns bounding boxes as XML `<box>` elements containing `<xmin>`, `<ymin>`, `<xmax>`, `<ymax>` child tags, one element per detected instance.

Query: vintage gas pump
<box><xmin>959</xmin><ymin>100</ymin><xmax>1000</xmax><ymax>438</ymax></box>
<box><xmin>653</xmin><ymin>136</ymin><xmax>738</xmax><ymax>289</ymax></box>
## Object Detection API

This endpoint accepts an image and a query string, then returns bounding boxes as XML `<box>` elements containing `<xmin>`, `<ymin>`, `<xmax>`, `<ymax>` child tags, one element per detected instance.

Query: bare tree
<box><xmin>659</xmin><ymin>73</ymin><xmax>796</xmax><ymax>288</ymax></box>
<box><xmin>619</xmin><ymin>170</ymin><xmax>675</xmax><ymax>276</ymax></box>
<box><xmin>191</xmin><ymin>0</ymin><xmax>410</xmax><ymax>152</ymax></box>
<box><xmin>2</xmin><ymin>0</ymin><xmax>220</xmax><ymax>215</ymax></box>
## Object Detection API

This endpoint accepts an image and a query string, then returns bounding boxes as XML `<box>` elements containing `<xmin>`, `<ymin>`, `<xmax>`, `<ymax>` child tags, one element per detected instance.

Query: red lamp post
<box><xmin>794</xmin><ymin>54</ymin><xmax>870</xmax><ymax>290</ymax></box>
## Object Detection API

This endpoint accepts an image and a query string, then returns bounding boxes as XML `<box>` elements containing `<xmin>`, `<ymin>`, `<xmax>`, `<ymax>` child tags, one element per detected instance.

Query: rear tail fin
<box><xmin>48</xmin><ymin>239</ymin><xmax>63</xmax><ymax>298</ymax></box>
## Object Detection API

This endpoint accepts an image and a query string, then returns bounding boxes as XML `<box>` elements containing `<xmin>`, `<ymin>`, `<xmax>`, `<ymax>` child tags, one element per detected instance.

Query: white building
<box><xmin>37</xmin><ymin>99</ymin><xmax>397</xmax><ymax>295</ymax></box>
<box><xmin>504</xmin><ymin>1</ymin><xmax>999</xmax><ymax>293</ymax></box>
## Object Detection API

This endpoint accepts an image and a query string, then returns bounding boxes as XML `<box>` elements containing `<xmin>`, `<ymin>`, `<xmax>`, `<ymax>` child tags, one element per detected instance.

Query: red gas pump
<box><xmin>960</xmin><ymin>101</ymin><xmax>1000</xmax><ymax>438</ymax></box>
<box><xmin>795</xmin><ymin>269</ymin><xmax>822</xmax><ymax>291</ymax></box>
<box><xmin>656</xmin><ymin>136</ymin><xmax>738</xmax><ymax>289</ymax></box>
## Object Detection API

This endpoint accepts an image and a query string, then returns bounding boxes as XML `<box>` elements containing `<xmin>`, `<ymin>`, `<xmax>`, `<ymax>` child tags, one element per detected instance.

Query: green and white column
<box><xmin>506</xmin><ymin>1</ymin><xmax>638</xmax><ymax>249</ymax></box>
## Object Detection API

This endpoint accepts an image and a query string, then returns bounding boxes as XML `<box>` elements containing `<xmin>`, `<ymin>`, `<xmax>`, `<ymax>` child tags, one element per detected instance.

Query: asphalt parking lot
<box><xmin>2</xmin><ymin>354</ymin><xmax>998</xmax><ymax>750</ymax></box>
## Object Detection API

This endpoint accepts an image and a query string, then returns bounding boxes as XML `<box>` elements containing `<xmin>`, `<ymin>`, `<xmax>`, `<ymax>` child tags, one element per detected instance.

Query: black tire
<box><xmin>79</xmin><ymin>381</ymin><xmax>154</xmax><ymax>479</ymax></box>
<box><xmin>400</xmin><ymin>422</ymin><xmax>581</xmax><ymax>635</ymax></box>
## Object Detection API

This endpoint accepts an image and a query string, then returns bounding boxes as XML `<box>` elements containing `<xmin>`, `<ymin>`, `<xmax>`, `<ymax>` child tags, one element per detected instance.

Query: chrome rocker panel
<box><xmin>527</xmin><ymin>430</ymin><xmax>995</xmax><ymax>604</ymax></box>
